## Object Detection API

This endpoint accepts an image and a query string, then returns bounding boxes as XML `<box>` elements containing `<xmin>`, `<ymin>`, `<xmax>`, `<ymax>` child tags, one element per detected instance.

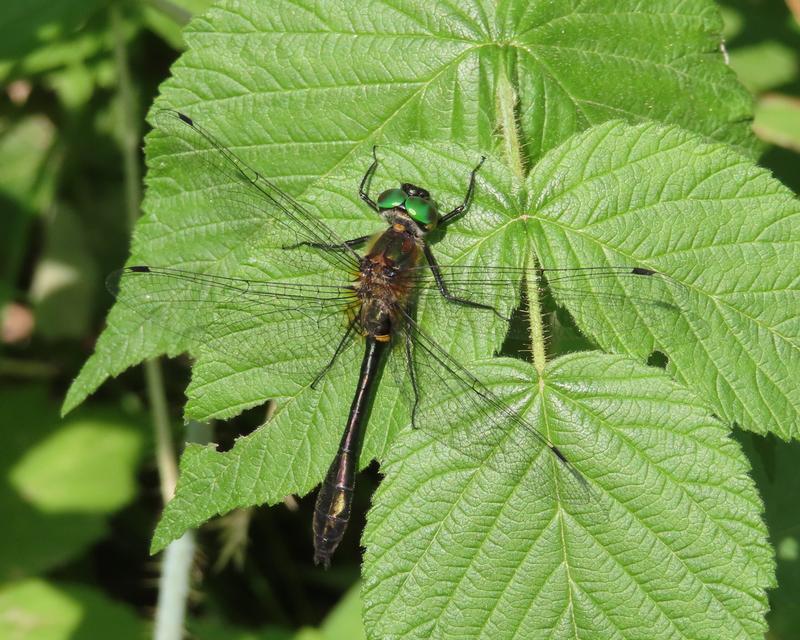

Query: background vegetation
<box><xmin>1</xmin><ymin>1</ymin><xmax>799</xmax><ymax>638</ymax></box>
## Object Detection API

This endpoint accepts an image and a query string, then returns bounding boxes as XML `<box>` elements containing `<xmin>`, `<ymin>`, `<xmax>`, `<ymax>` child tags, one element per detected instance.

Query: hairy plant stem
<box><xmin>111</xmin><ymin>6</ymin><xmax>194</xmax><ymax>639</ymax></box>
<box><xmin>145</xmin><ymin>358</ymin><xmax>178</xmax><ymax>501</ymax></box>
<box><xmin>496</xmin><ymin>62</ymin><xmax>547</xmax><ymax>375</ymax></box>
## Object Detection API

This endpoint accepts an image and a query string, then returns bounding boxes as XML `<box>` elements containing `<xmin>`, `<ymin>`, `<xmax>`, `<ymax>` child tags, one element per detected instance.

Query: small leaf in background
<box><xmin>754</xmin><ymin>93</ymin><xmax>800</xmax><ymax>152</ymax></box>
<box><xmin>316</xmin><ymin>585</ymin><xmax>366</xmax><ymax>640</ymax></box>
<box><xmin>727</xmin><ymin>41</ymin><xmax>798</xmax><ymax>94</ymax></box>
<box><xmin>141</xmin><ymin>0</ymin><xmax>212</xmax><ymax>50</ymax></box>
<box><xmin>0</xmin><ymin>115</ymin><xmax>58</xmax><ymax>289</ymax></box>
<box><xmin>1</xmin><ymin>386</ymin><xmax>145</xmax><ymax>579</ymax></box>
<box><xmin>30</xmin><ymin>206</ymin><xmax>98</xmax><ymax>341</ymax></box>
<box><xmin>363</xmin><ymin>353</ymin><xmax>773</xmax><ymax>640</ymax></box>
<box><xmin>0</xmin><ymin>579</ymin><xmax>145</xmax><ymax>640</ymax></box>
<box><xmin>721</xmin><ymin>0</ymin><xmax>800</xmax><ymax>95</ymax></box>
<box><xmin>0</xmin><ymin>0</ymin><xmax>109</xmax><ymax>82</ymax></box>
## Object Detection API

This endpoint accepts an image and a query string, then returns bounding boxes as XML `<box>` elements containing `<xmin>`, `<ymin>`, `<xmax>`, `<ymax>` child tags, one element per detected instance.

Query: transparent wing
<box><xmin>380</xmin><ymin>261</ymin><xmax>697</xmax><ymax>507</ymax></box>
<box><xmin>406</xmin><ymin>263</ymin><xmax>695</xmax><ymax>356</ymax></box>
<box><xmin>393</xmin><ymin>306</ymin><xmax>594</xmax><ymax>506</ymax></box>
<box><xmin>152</xmin><ymin>109</ymin><xmax>362</xmax><ymax>275</ymax></box>
<box><xmin>409</xmin><ymin>264</ymin><xmax>688</xmax><ymax>312</ymax></box>
<box><xmin>109</xmin><ymin>266</ymin><xmax>358</xmax><ymax>382</ymax></box>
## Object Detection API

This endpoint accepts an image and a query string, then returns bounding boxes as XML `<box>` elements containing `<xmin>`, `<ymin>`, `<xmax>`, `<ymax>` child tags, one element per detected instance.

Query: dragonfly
<box><xmin>112</xmin><ymin>110</ymin><xmax>689</xmax><ymax>567</ymax></box>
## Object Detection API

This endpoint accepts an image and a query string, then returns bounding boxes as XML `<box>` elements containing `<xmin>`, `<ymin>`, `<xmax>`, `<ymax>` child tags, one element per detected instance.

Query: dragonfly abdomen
<box><xmin>313</xmin><ymin>449</ymin><xmax>356</xmax><ymax>568</ymax></box>
<box><xmin>312</xmin><ymin>335</ymin><xmax>388</xmax><ymax>567</ymax></box>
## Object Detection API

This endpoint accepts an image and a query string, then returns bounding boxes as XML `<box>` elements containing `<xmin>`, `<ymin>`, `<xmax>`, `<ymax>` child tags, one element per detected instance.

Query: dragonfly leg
<box><xmin>423</xmin><ymin>244</ymin><xmax>502</xmax><ymax>318</ymax></box>
<box><xmin>439</xmin><ymin>156</ymin><xmax>486</xmax><ymax>226</ymax></box>
<box><xmin>285</xmin><ymin>235</ymin><xmax>370</xmax><ymax>251</ymax></box>
<box><xmin>359</xmin><ymin>146</ymin><xmax>380</xmax><ymax>212</ymax></box>
<box><xmin>311</xmin><ymin>318</ymin><xmax>357</xmax><ymax>389</ymax></box>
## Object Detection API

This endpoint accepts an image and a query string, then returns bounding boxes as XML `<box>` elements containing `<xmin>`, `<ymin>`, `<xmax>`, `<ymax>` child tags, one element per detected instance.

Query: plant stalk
<box><xmin>153</xmin><ymin>421</ymin><xmax>211</xmax><ymax>640</ymax></box>
<box><xmin>496</xmin><ymin>59</ymin><xmax>547</xmax><ymax>374</ymax></box>
<box><xmin>111</xmin><ymin>6</ymin><xmax>192</xmax><ymax>639</ymax></box>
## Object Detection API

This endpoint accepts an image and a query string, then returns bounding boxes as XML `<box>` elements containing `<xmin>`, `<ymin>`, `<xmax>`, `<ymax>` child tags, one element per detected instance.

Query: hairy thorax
<box><xmin>354</xmin><ymin>214</ymin><xmax>423</xmax><ymax>340</ymax></box>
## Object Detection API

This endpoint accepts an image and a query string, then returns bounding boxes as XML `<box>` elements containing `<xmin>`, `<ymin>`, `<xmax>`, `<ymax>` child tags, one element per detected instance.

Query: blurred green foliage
<box><xmin>0</xmin><ymin>0</ymin><xmax>798</xmax><ymax>638</ymax></box>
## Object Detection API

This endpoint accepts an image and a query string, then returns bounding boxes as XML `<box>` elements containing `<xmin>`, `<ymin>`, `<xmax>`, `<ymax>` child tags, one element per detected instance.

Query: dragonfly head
<box><xmin>377</xmin><ymin>183</ymin><xmax>439</xmax><ymax>232</ymax></box>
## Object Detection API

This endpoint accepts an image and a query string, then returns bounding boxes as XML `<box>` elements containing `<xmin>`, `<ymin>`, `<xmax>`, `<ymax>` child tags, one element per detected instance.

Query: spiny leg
<box><xmin>359</xmin><ymin>145</ymin><xmax>380</xmax><ymax>212</ymax></box>
<box><xmin>286</xmin><ymin>235</ymin><xmax>370</xmax><ymax>251</ymax></box>
<box><xmin>423</xmin><ymin>244</ymin><xmax>502</xmax><ymax>318</ymax></box>
<box><xmin>286</xmin><ymin>146</ymin><xmax>382</xmax><ymax>251</ymax></box>
<box><xmin>439</xmin><ymin>156</ymin><xmax>486</xmax><ymax>226</ymax></box>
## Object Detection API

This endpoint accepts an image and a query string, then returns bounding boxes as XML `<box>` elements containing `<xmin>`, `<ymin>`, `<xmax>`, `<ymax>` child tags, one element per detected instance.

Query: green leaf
<box><xmin>526</xmin><ymin>120</ymin><xmax>800</xmax><ymax>439</ymax></box>
<box><xmin>58</xmin><ymin>2</ymin><xmax>794</xmax><ymax>630</ymax></box>
<box><xmin>0</xmin><ymin>579</ymin><xmax>146</xmax><ymax>640</ymax></box>
<box><xmin>9</xmin><ymin>416</ymin><xmax>142</xmax><ymax>514</ymax></box>
<box><xmin>754</xmin><ymin>94</ymin><xmax>800</xmax><ymax>152</ymax></box>
<box><xmin>317</xmin><ymin>584</ymin><xmax>367</xmax><ymax>640</ymax></box>
<box><xmin>1</xmin><ymin>386</ymin><xmax>145</xmax><ymax>579</ymax></box>
<box><xmin>64</xmin><ymin>0</ymin><xmax>759</xmax><ymax>415</ymax></box>
<box><xmin>64</xmin><ymin>113</ymin><xmax>796</xmax><ymax>553</ymax></box>
<box><xmin>738</xmin><ymin>433</ymin><xmax>800</xmax><ymax>637</ymax></box>
<box><xmin>728</xmin><ymin>41</ymin><xmax>799</xmax><ymax>95</ymax></box>
<box><xmin>362</xmin><ymin>353</ymin><xmax>773</xmax><ymax>639</ymax></box>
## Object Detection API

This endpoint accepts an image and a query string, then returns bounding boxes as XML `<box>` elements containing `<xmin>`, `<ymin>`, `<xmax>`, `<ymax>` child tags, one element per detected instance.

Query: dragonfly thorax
<box><xmin>381</xmin><ymin>209</ymin><xmax>429</xmax><ymax>239</ymax></box>
<box><xmin>355</xmin><ymin>223</ymin><xmax>422</xmax><ymax>339</ymax></box>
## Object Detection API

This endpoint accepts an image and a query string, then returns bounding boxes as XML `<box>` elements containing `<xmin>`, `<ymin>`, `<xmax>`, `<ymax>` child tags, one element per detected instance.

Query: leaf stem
<box><xmin>154</xmin><ymin>421</ymin><xmax>213</xmax><ymax>640</ymax></box>
<box><xmin>496</xmin><ymin>56</ymin><xmax>547</xmax><ymax>374</ymax></box>
<box><xmin>111</xmin><ymin>5</ymin><xmax>141</xmax><ymax>232</ymax></box>
<box><xmin>154</xmin><ymin>530</ymin><xmax>195</xmax><ymax>640</ymax></box>
<box><xmin>525</xmin><ymin>269</ymin><xmax>548</xmax><ymax>376</ymax></box>
<box><xmin>145</xmin><ymin>358</ymin><xmax>178</xmax><ymax>501</ymax></box>
<box><xmin>496</xmin><ymin>69</ymin><xmax>525</xmax><ymax>181</ymax></box>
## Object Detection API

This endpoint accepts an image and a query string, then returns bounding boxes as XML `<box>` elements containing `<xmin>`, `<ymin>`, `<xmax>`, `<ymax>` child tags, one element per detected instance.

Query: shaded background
<box><xmin>1</xmin><ymin>1</ymin><xmax>798</xmax><ymax>638</ymax></box>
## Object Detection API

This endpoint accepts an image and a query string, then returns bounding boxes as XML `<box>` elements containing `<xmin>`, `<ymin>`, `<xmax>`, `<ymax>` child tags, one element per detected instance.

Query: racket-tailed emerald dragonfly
<box><xmin>112</xmin><ymin>110</ymin><xmax>689</xmax><ymax>567</ymax></box>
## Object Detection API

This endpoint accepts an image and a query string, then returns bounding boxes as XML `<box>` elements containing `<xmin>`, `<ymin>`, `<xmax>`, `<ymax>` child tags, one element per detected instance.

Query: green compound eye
<box><xmin>377</xmin><ymin>188</ymin><xmax>407</xmax><ymax>210</ymax></box>
<box><xmin>405</xmin><ymin>196</ymin><xmax>437</xmax><ymax>226</ymax></box>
